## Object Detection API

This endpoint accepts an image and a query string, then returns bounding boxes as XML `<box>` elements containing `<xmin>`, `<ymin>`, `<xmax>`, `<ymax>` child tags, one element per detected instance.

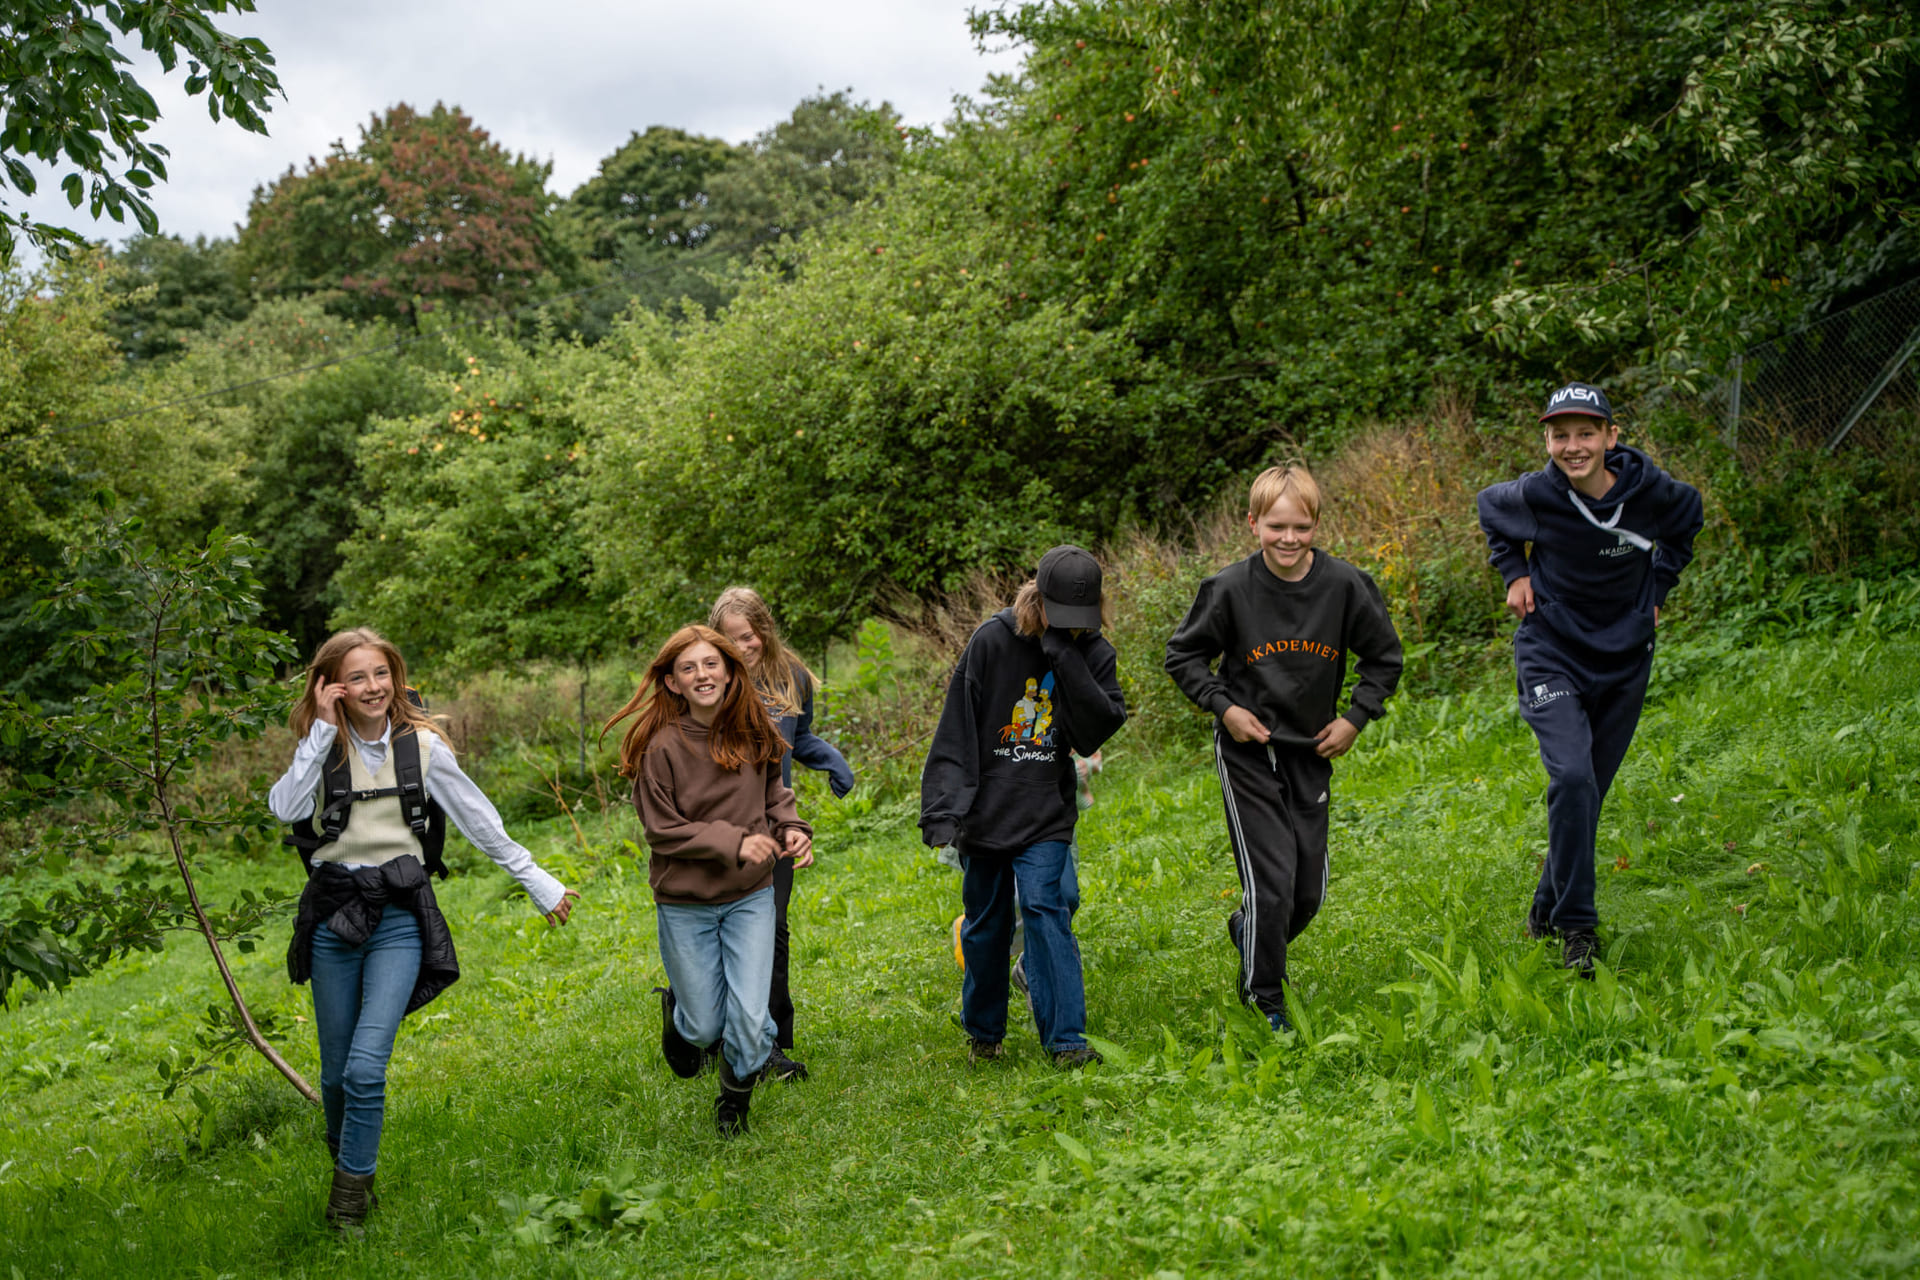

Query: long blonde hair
<box><xmin>290</xmin><ymin>627</ymin><xmax>452</xmax><ymax>751</ymax></box>
<box><xmin>600</xmin><ymin>625</ymin><xmax>787</xmax><ymax>778</ymax></box>
<box><xmin>708</xmin><ymin>586</ymin><xmax>818</xmax><ymax>717</ymax></box>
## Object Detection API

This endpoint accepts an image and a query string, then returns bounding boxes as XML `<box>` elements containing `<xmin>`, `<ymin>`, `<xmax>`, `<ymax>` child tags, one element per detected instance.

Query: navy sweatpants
<box><xmin>1214</xmin><ymin>730</ymin><xmax>1333</xmax><ymax>1017</ymax></box>
<box><xmin>1515</xmin><ymin>627</ymin><xmax>1654</xmax><ymax>933</ymax></box>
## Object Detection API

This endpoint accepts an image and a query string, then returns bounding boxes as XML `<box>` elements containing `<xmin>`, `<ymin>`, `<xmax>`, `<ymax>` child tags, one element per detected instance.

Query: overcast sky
<box><xmin>9</xmin><ymin>0</ymin><xmax>1025</xmax><ymax>256</ymax></box>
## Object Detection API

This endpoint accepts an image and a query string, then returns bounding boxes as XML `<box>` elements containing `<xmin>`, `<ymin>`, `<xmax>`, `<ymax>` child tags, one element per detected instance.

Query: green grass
<box><xmin>3</xmin><ymin>621</ymin><xmax>1918</xmax><ymax>1277</ymax></box>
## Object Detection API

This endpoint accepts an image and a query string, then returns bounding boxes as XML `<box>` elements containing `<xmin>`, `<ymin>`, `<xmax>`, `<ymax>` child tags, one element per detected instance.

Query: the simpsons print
<box><xmin>1000</xmin><ymin>674</ymin><xmax>1057</xmax><ymax>747</ymax></box>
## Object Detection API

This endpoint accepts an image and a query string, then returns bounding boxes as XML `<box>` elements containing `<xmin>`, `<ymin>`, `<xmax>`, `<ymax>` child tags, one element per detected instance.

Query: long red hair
<box><xmin>601</xmin><ymin>625</ymin><xmax>786</xmax><ymax>778</ymax></box>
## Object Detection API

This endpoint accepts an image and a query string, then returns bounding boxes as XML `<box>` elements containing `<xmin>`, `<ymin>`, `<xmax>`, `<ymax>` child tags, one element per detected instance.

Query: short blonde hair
<box><xmin>1248</xmin><ymin>464</ymin><xmax>1322</xmax><ymax>522</ymax></box>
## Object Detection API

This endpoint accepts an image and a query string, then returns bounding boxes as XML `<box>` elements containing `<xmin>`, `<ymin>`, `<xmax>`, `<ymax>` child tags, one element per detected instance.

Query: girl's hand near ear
<box><xmin>314</xmin><ymin>676</ymin><xmax>348</xmax><ymax>727</ymax></box>
<box><xmin>740</xmin><ymin>833</ymin><xmax>780</xmax><ymax>870</ymax></box>
<box><xmin>545</xmin><ymin>889</ymin><xmax>580</xmax><ymax>927</ymax></box>
<box><xmin>783</xmin><ymin>829</ymin><xmax>814</xmax><ymax>870</ymax></box>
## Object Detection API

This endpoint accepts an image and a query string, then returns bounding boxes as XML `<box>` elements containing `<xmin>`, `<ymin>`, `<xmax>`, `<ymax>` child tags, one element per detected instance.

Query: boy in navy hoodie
<box><xmin>1477</xmin><ymin>383</ymin><xmax>1704</xmax><ymax>973</ymax></box>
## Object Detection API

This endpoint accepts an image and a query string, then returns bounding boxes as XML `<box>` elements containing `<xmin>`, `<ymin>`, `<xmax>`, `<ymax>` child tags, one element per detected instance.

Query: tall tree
<box><xmin>235</xmin><ymin>102</ymin><xmax>560</xmax><ymax>321</ymax></box>
<box><xmin>105</xmin><ymin>232</ymin><xmax>250</xmax><ymax>361</ymax></box>
<box><xmin>0</xmin><ymin>0</ymin><xmax>280</xmax><ymax>263</ymax></box>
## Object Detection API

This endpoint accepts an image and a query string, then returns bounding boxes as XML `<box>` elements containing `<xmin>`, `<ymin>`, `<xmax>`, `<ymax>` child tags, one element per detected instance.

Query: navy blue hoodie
<box><xmin>1476</xmin><ymin>444</ymin><xmax>1704</xmax><ymax>661</ymax></box>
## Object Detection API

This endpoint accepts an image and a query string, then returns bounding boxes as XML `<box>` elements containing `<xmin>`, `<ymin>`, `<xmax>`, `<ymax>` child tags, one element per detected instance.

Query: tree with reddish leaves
<box><xmin>237</xmin><ymin>102</ymin><xmax>558</xmax><ymax>321</ymax></box>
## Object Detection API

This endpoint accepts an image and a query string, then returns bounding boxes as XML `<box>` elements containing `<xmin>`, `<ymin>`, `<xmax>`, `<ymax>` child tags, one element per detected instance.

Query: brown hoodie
<box><xmin>635</xmin><ymin>716</ymin><xmax>811</xmax><ymax>905</ymax></box>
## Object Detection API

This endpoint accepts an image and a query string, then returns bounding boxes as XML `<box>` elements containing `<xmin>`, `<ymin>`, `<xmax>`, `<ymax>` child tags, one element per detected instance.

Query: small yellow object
<box><xmin>952</xmin><ymin>915</ymin><xmax>966</xmax><ymax>970</ymax></box>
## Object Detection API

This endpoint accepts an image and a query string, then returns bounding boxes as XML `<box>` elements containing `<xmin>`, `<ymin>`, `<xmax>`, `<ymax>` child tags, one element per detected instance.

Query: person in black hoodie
<box><xmin>921</xmin><ymin>546</ymin><xmax>1127</xmax><ymax>1069</ymax></box>
<box><xmin>1165</xmin><ymin>465</ymin><xmax>1403</xmax><ymax>1033</ymax></box>
<box><xmin>1477</xmin><ymin>382</ymin><xmax>1704</xmax><ymax>974</ymax></box>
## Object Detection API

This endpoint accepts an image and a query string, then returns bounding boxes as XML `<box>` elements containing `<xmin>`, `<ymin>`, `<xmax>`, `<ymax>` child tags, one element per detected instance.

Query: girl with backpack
<box><xmin>269</xmin><ymin>627</ymin><xmax>578</xmax><ymax>1233</ymax></box>
<box><xmin>603</xmin><ymin>624</ymin><xmax>812</xmax><ymax>1136</ymax></box>
<box><xmin>708</xmin><ymin>586</ymin><xmax>854</xmax><ymax>1080</ymax></box>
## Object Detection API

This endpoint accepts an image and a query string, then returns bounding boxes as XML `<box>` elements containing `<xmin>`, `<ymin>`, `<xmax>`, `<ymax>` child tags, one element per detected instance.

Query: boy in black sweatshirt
<box><xmin>1477</xmin><ymin>382</ymin><xmax>1703</xmax><ymax>974</ymax></box>
<box><xmin>921</xmin><ymin>545</ymin><xmax>1128</xmax><ymax>1068</ymax></box>
<box><xmin>1165</xmin><ymin>466</ymin><xmax>1403</xmax><ymax>1032</ymax></box>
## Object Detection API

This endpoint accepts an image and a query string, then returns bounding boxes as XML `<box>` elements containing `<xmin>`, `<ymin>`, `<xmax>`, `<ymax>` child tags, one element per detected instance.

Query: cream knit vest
<box><xmin>309</xmin><ymin>729</ymin><xmax>434</xmax><ymax>868</ymax></box>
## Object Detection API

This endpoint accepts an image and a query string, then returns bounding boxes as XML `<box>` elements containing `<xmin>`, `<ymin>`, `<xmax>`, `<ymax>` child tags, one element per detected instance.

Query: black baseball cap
<box><xmin>1036</xmin><ymin>545</ymin><xmax>1103</xmax><ymax>630</ymax></box>
<box><xmin>1539</xmin><ymin>381</ymin><xmax>1613</xmax><ymax>422</ymax></box>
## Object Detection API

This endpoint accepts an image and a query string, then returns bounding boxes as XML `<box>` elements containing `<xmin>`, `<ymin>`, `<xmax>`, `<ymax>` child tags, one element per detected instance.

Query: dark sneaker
<box><xmin>1267</xmin><ymin>1009</ymin><xmax>1292</xmax><ymax>1035</ymax></box>
<box><xmin>714</xmin><ymin>1061</ymin><xmax>754</xmax><ymax>1137</ymax></box>
<box><xmin>1011</xmin><ymin>953</ymin><xmax>1029</xmax><ymax>1000</ymax></box>
<box><xmin>1562</xmin><ymin>930</ymin><xmax>1600</xmax><ymax>978</ymax></box>
<box><xmin>1052</xmin><ymin>1045</ymin><xmax>1103</xmax><ymax>1070</ymax></box>
<box><xmin>756</xmin><ymin>1046</ymin><xmax>809</xmax><ymax>1084</ymax></box>
<box><xmin>654</xmin><ymin>986</ymin><xmax>706</xmax><ymax>1079</ymax></box>
<box><xmin>1525</xmin><ymin>906</ymin><xmax>1557</xmax><ymax>940</ymax></box>
<box><xmin>967</xmin><ymin>1038</ymin><xmax>1004</xmax><ymax>1065</ymax></box>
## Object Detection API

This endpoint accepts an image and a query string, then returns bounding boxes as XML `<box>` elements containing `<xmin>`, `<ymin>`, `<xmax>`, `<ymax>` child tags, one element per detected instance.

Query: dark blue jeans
<box><xmin>310</xmin><ymin>909</ymin><xmax>421</xmax><ymax>1176</ymax></box>
<box><xmin>1516</xmin><ymin>630</ymin><xmax>1654</xmax><ymax>934</ymax></box>
<box><xmin>961</xmin><ymin>841</ymin><xmax>1087</xmax><ymax>1052</ymax></box>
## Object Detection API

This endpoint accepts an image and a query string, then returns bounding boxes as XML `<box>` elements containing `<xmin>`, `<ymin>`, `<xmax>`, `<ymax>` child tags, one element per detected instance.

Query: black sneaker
<box><xmin>1562</xmin><ymin>930</ymin><xmax>1600</xmax><ymax>977</ymax></box>
<box><xmin>1525</xmin><ymin>906</ymin><xmax>1557</xmax><ymax>940</ymax></box>
<box><xmin>1052</xmin><ymin>1045</ymin><xmax>1103</xmax><ymax>1070</ymax></box>
<box><xmin>967</xmin><ymin>1038</ymin><xmax>1004</xmax><ymax>1064</ymax></box>
<box><xmin>714</xmin><ymin>1060</ymin><xmax>753</xmax><ymax>1137</ymax></box>
<box><xmin>756</xmin><ymin>1046</ymin><xmax>809</xmax><ymax>1084</ymax></box>
<box><xmin>654</xmin><ymin>986</ymin><xmax>706</xmax><ymax>1079</ymax></box>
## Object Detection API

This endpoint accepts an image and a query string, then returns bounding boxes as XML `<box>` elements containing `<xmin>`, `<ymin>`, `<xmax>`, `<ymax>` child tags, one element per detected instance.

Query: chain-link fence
<box><xmin>1722</xmin><ymin>274</ymin><xmax>1920</xmax><ymax>459</ymax></box>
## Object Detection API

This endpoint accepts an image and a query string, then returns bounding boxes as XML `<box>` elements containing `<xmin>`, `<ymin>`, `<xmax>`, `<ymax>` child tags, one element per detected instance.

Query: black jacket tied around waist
<box><xmin>288</xmin><ymin>857</ymin><xmax>460</xmax><ymax>1015</ymax></box>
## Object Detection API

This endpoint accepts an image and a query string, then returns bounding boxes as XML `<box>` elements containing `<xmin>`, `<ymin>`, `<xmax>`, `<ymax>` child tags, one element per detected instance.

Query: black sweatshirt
<box><xmin>920</xmin><ymin>610</ymin><xmax>1127</xmax><ymax>854</ymax></box>
<box><xmin>1476</xmin><ymin>444</ymin><xmax>1703</xmax><ymax>661</ymax></box>
<box><xmin>1164</xmin><ymin>550</ymin><xmax>1404</xmax><ymax>750</ymax></box>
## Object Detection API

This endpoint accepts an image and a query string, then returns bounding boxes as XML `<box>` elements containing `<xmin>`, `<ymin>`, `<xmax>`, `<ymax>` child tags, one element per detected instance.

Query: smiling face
<box><xmin>1250</xmin><ymin>491</ymin><xmax>1317</xmax><ymax>581</ymax></box>
<box><xmin>664</xmin><ymin>640</ymin><xmax>732</xmax><ymax>724</ymax></box>
<box><xmin>716</xmin><ymin>611</ymin><xmax>764</xmax><ymax>672</ymax></box>
<box><xmin>335</xmin><ymin>644</ymin><xmax>396</xmax><ymax>738</ymax></box>
<box><xmin>1544</xmin><ymin>414</ymin><xmax>1619</xmax><ymax>494</ymax></box>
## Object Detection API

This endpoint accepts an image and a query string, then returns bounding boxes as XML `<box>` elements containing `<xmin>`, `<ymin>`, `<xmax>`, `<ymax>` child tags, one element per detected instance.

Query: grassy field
<box><xmin>3</xmin><ymin>620</ymin><xmax>1917</xmax><ymax>1278</ymax></box>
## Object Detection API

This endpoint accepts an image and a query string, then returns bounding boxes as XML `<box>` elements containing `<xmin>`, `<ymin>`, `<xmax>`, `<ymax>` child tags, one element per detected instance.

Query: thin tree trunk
<box><xmin>160</xmin><ymin>793</ymin><xmax>319</xmax><ymax>1105</ymax></box>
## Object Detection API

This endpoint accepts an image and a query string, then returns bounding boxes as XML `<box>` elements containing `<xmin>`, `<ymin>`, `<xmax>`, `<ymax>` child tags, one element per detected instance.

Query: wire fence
<box><xmin>1721</xmin><ymin>274</ymin><xmax>1920</xmax><ymax>461</ymax></box>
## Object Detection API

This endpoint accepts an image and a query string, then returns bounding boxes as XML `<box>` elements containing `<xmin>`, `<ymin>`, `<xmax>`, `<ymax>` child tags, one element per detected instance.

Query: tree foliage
<box><xmin>0</xmin><ymin>0</ymin><xmax>280</xmax><ymax>263</ymax></box>
<box><xmin>236</xmin><ymin>102</ymin><xmax>559</xmax><ymax>321</ymax></box>
<box><xmin>104</xmin><ymin>232</ymin><xmax>251</xmax><ymax>361</ymax></box>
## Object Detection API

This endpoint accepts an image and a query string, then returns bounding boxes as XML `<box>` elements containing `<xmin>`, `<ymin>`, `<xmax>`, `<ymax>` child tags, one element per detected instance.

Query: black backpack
<box><xmin>283</xmin><ymin>688</ymin><xmax>449</xmax><ymax>879</ymax></box>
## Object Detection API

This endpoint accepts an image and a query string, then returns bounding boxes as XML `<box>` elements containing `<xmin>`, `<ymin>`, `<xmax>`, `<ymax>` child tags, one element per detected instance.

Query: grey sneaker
<box><xmin>967</xmin><ymin>1038</ymin><xmax>1004</xmax><ymax>1065</ymax></box>
<box><xmin>1562</xmin><ymin>930</ymin><xmax>1600</xmax><ymax>977</ymax></box>
<box><xmin>1052</xmin><ymin>1045</ymin><xmax>1103</xmax><ymax>1070</ymax></box>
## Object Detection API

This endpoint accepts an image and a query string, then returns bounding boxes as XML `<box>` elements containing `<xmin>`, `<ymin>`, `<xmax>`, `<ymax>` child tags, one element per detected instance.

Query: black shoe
<box><xmin>967</xmin><ymin>1038</ymin><xmax>1004</xmax><ymax>1064</ymax></box>
<box><xmin>756</xmin><ymin>1046</ymin><xmax>809</xmax><ymax>1084</ymax></box>
<box><xmin>325</xmin><ymin>1168</ymin><xmax>377</xmax><ymax>1235</ymax></box>
<box><xmin>715</xmin><ymin>1060</ymin><xmax>754</xmax><ymax>1137</ymax></box>
<box><xmin>655</xmin><ymin>986</ymin><xmax>706</xmax><ymax>1079</ymax></box>
<box><xmin>1525</xmin><ymin>906</ymin><xmax>1558</xmax><ymax>940</ymax></box>
<box><xmin>1562</xmin><ymin>930</ymin><xmax>1600</xmax><ymax>977</ymax></box>
<box><xmin>1052</xmin><ymin>1045</ymin><xmax>1103</xmax><ymax>1070</ymax></box>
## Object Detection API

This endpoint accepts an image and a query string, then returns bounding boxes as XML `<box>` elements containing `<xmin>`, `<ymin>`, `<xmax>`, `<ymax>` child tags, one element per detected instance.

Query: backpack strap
<box><xmin>391</xmin><ymin>726</ymin><xmax>450</xmax><ymax>880</ymax></box>
<box><xmin>280</xmin><ymin>724</ymin><xmax>450</xmax><ymax>880</ymax></box>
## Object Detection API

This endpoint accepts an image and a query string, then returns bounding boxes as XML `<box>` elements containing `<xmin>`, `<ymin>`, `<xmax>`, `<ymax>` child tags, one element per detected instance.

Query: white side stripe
<box><xmin>1214</xmin><ymin>730</ymin><xmax>1258</xmax><ymax>999</ymax></box>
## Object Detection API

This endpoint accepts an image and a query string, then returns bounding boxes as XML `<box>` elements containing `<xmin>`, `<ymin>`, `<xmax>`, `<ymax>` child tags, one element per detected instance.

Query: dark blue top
<box><xmin>767</xmin><ymin>662</ymin><xmax>855</xmax><ymax>797</ymax></box>
<box><xmin>1477</xmin><ymin>444</ymin><xmax>1704</xmax><ymax>660</ymax></box>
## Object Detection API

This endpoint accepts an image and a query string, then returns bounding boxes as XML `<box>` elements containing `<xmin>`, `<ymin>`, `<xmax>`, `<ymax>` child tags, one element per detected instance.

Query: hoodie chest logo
<box><xmin>995</xmin><ymin>674</ymin><xmax>1059</xmax><ymax>763</ymax></box>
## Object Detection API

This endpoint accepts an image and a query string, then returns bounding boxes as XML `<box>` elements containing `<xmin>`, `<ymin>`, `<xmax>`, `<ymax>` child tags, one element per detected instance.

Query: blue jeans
<box><xmin>961</xmin><ymin>841</ymin><xmax>1087</xmax><ymax>1051</ymax></box>
<box><xmin>310</xmin><ymin>909</ymin><xmax>421</xmax><ymax>1176</ymax></box>
<box><xmin>656</xmin><ymin>886</ymin><xmax>776</xmax><ymax>1080</ymax></box>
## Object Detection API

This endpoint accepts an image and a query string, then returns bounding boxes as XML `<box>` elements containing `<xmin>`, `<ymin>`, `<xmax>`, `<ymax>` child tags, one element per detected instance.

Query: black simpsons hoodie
<box><xmin>919</xmin><ymin>610</ymin><xmax>1127</xmax><ymax>854</ymax></box>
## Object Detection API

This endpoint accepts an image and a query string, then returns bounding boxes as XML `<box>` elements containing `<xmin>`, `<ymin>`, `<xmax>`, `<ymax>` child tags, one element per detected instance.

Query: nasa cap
<box><xmin>1539</xmin><ymin>381</ymin><xmax>1613</xmax><ymax>423</ymax></box>
<box><xmin>1036</xmin><ymin>544</ymin><xmax>1104</xmax><ymax>630</ymax></box>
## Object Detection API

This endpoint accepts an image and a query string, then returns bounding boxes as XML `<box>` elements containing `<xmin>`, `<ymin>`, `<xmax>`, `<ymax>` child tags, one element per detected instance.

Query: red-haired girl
<box><xmin>269</xmin><ymin>628</ymin><xmax>577</xmax><ymax>1232</ymax></box>
<box><xmin>603</xmin><ymin>625</ymin><xmax>812</xmax><ymax>1136</ymax></box>
<box><xmin>708</xmin><ymin>586</ymin><xmax>854</xmax><ymax>1081</ymax></box>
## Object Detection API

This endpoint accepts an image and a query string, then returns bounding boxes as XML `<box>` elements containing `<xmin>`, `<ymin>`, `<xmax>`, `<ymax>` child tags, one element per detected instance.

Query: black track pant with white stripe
<box><xmin>1213</xmin><ymin>729</ymin><xmax>1334</xmax><ymax>1017</ymax></box>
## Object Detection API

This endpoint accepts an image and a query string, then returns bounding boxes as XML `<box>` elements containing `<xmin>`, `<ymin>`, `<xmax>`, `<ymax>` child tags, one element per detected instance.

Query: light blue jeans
<box><xmin>656</xmin><ymin>886</ymin><xmax>776</xmax><ymax>1080</ymax></box>
<box><xmin>310</xmin><ymin>910</ymin><xmax>421</xmax><ymax>1176</ymax></box>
